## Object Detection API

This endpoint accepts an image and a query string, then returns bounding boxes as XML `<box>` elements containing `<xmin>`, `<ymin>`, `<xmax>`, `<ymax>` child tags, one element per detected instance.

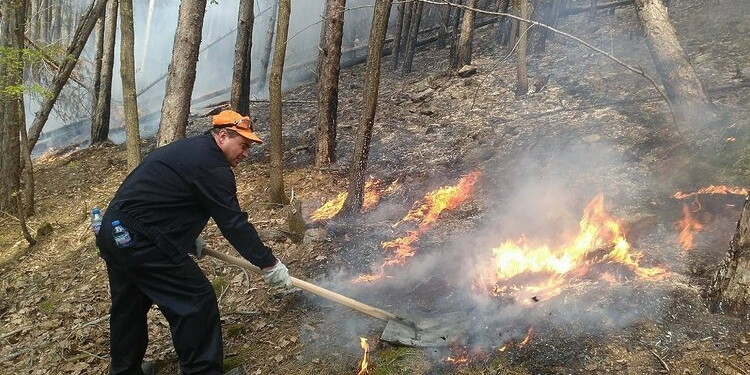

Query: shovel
<box><xmin>202</xmin><ymin>247</ymin><xmax>465</xmax><ymax>347</ymax></box>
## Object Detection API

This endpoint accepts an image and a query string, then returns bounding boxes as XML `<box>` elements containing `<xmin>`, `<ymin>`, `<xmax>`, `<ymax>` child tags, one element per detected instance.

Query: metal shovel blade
<box><xmin>380</xmin><ymin>311</ymin><xmax>468</xmax><ymax>347</ymax></box>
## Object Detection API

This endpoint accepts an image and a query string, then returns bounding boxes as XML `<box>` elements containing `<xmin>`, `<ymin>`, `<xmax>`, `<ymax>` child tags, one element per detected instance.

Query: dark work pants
<box><xmin>98</xmin><ymin>223</ymin><xmax>223</xmax><ymax>375</ymax></box>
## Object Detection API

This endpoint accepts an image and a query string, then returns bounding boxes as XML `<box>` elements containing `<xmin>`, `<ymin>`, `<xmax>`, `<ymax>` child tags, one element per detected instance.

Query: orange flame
<box><xmin>677</xmin><ymin>203</ymin><xmax>704</xmax><ymax>251</ymax></box>
<box><xmin>357</xmin><ymin>337</ymin><xmax>369</xmax><ymax>375</ymax></box>
<box><xmin>356</xmin><ymin>172</ymin><xmax>481</xmax><ymax>282</ymax></box>
<box><xmin>673</xmin><ymin>185</ymin><xmax>748</xmax><ymax>200</ymax></box>
<box><xmin>478</xmin><ymin>194</ymin><xmax>666</xmax><ymax>303</ymax></box>
<box><xmin>310</xmin><ymin>179</ymin><xmax>400</xmax><ymax>221</ymax></box>
<box><xmin>498</xmin><ymin>327</ymin><xmax>534</xmax><ymax>352</ymax></box>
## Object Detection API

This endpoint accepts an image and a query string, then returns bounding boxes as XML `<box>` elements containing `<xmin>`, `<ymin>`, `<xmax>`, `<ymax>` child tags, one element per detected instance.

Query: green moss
<box><xmin>38</xmin><ymin>299</ymin><xmax>55</xmax><ymax>314</ymax></box>
<box><xmin>225</xmin><ymin>324</ymin><xmax>245</xmax><ymax>338</ymax></box>
<box><xmin>212</xmin><ymin>276</ymin><xmax>227</xmax><ymax>298</ymax></box>
<box><xmin>371</xmin><ymin>346</ymin><xmax>428</xmax><ymax>375</ymax></box>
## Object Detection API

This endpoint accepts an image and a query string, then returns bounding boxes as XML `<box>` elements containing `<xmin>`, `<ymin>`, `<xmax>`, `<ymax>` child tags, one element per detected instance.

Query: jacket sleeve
<box><xmin>192</xmin><ymin>167</ymin><xmax>277</xmax><ymax>269</ymax></box>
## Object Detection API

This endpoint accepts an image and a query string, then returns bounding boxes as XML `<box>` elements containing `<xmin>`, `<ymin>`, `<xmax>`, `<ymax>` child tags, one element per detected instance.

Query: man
<box><xmin>96</xmin><ymin>110</ymin><xmax>292</xmax><ymax>375</ymax></box>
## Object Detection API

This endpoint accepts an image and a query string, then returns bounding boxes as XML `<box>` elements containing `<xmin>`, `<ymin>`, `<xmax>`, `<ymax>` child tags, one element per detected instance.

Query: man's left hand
<box><xmin>191</xmin><ymin>237</ymin><xmax>206</xmax><ymax>259</ymax></box>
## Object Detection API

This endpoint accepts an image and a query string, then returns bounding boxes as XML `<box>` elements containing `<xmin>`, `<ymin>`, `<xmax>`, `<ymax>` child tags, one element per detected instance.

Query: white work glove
<box><xmin>262</xmin><ymin>260</ymin><xmax>292</xmax><ymax>288</ymax></box>
<box><xmin>191</xmin><ymin>237</ymin><xmax>206</xmax><ymax>259</ymax></box>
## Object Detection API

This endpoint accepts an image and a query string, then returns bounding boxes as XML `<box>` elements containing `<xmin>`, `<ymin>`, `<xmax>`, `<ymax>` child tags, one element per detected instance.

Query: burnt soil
<box><xmin>3</xmin><ymin>0</ymin><xmax>750</xmax><ymax>374</ymax></box>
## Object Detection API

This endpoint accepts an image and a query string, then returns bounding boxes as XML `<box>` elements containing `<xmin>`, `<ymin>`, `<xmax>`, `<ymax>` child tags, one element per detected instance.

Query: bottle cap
<box><xmin>112</xmin><ymin>220</ymin><xmax>120</xmax><ymax>226</ymax></box>
<box><xmin>92</xmin><ymin>207</ymin><xmax>100</xmax><ymax>214</ymax></box>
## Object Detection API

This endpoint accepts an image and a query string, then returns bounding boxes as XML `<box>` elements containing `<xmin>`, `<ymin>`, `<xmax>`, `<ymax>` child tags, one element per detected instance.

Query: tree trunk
<box><xmin>26</xmin><ymin>0</ymin><xmax>109</xmax><ymax>154</ymax></box>
<box><xmin>230</xmin><ymin>0</ymin><xmax>254</xmax><ymax>116</ymax></box>
<box><xmin>437</xmin><ymin>2</ymin><xmax>451</xmax><ymax>50</ymax></box>
<box><xmin>632</xmin><ymin>0</ymin><xmax>719</xmax><ymax>128</ymax></box>
<box><xmin>314</xmin><ymin>0</ymin><xmax>346</xmax><ymax>167</ymax></box>
<box><xmin>157</xmin><ymin>0</ymin><xmax>208</xmax><ymax>147</ymax></box>
<box><xmin>120</xmin><ymin>0</ymin><xmax>141</xmax><ymax>170</ymax></box>
<box><xmin>91</xmin><ymin>0</ymin><xmax>117</xmax><ymax>146</ymax></box>
<box><xmin>268</xmin><ymin>0</ymin><xmax>291</xmax><ymax>205</ymax></box>
<box><xmin>338</xmin><ymin>0</ymin><xmax>393</xmax><ymax>218</ymax></box>
<box><xmin>91</xmin><ymin>9</ymin><xmax>105</xmax><ymax>134</ymax></box>
<box><xmin>456</xmin><ymin>0</ymin><xmax>477</xmax><ymax>67</ymax></box>
<box><xmin>528</xmin><ymin>0</ymin><xmax>555</xmax><ymax>54</ymax></box>
<box><xmin>391</xmin><ymin>1</ymin><xmax>409</xmax><ymax>70</ymax></box>
<box><xmin>258</xmin><ymin>0</ymin><xmax>278</xmax><ymax>91</ymax></box>
<box><xmin>515</xmin><ymin>0</ymin><xmax>529</xmax><ymax>96</ymax></box>
<box><xmin>449</xmin><ymin>0</ymin><xmax>463</xmax><ymax>68</ymax></box>
<box><xmin>709</xmin><ymin>196</ymin><xmax>750</xmax><ymax>318</ymax></box>
<box><xmin>0</xmin><ymin>0</ymin><xmax>27</xmax><ymax>213</ymax></box>
<box><xmin>402</xmin><ymin>0</ymin><xmax>424</xmax><ymax>73</ymax></box>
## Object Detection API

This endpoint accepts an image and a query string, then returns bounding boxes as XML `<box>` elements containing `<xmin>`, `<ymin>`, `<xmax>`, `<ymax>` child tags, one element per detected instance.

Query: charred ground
<box><xmin>3</xmin><ymin>0</ymin><xmax>750</xmax><ymax>374</ymax></box>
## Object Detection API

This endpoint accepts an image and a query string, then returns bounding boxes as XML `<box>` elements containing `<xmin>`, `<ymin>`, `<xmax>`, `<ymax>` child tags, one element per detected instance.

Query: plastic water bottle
<box><xmin>111</xmin><ymin>220</ymin><xmax>134</xmax><ymax>248</ymax></box>
<box><xmin>91</xmin><ymin>207</ymin><xmax>103</xmax><ymax>235</ymax></box>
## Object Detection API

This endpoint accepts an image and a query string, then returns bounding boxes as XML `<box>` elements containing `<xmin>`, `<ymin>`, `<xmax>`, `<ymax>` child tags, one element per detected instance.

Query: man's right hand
<box><xmin>262</xmin><ymin>260</ymin><xmax>292</xmax><ymax>288</ymax></box>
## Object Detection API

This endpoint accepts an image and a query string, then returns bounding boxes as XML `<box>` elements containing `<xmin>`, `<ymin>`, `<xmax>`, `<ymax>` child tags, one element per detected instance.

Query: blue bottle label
<box><xmin>113</xmin><ymin>224</ymin><xmax>134</xmax><ymax>248</ymax></box>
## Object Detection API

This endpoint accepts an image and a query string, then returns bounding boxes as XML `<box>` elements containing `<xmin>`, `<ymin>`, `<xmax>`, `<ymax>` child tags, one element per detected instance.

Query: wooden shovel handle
<box><xmin>202</xmin><ymin>247</ymin><xmax>402</xmax><ymax>323</ymax></box>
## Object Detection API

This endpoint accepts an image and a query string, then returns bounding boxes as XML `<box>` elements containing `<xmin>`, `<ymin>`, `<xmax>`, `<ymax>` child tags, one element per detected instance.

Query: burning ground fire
<box><xmin>357</xmin><ymin>337</ymin><xmax>369</xmax><ymax>375</ymax></box>
<box><xmin>474</xmin><ymin>194</ymin><xmax>666</xmax><ymax>304</ymax></box>
<box><xmin>673</xmin><ymin>185</ymin><xmax>748</xmax><ymax>251</ymax></box>
<box><xmin>356</xmin><ymin>171</ymin><xmax>481</xmax><ymax>282</ymax></box>
<box><xmin>309</xmin><ymin>178</ymin><xmax>401</xmax><ymax>221</ymax></box>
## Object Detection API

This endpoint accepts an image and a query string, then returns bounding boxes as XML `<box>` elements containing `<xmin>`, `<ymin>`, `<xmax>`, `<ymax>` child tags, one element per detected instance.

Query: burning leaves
<box><xmin>309</xmin><ymin>178</ymin><xmax>401</xmax><ymax>221</ymax></box>
<box><xmin>357</xmin><ymin>172</ymin><xmax>481</xmax><ymax>282</ymax></box>
<box><xmin>356</xmin><ymin>337</ymin><xmax>370</xmax><ymax>375</ymax></box>
<box><xmin>476</xmin><ymin>194</ymin><xmax>666</xmax><ymax>304</ymax></box>
<box><xmin>673</xmin><ymin>185</ymin><xmax>748</xmax><ymax>251</ymax></box>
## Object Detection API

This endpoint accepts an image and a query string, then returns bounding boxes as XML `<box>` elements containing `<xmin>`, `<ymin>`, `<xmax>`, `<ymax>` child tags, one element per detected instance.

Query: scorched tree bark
<box><xmin>268</xmin><ymin>0</ymin><xmax>291</xmax><ymax>205</ymax></box>
<box><xmin>632</xmin><ymin>0</ymin><xmax>719</xmax><ymax>128</ymax></box>
<box><xmin>90</xmin><ymin>0</ymin><xmax>118</xmax><ymax>146</ymax></box>
<box><xmin>338</xmin><ymin>0</ymin><xmax>392</xmax><ymax>218</ymax></box>
<box><xmin>315</xmin><ymin>0</ymin><xmax>346</xmax><ymax>167</ymax></box>
<box><xmin>709</xmin><ymin>196</ymin><xmax>750</xmax><ymax>319</ymax></box>
<box><xmin>230</xmin><ymin>0</ymin><xmax>254</xmax><ymax>116</ymax></box>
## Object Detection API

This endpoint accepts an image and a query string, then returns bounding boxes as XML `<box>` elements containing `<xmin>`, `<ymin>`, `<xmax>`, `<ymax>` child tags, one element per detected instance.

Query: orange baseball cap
<box><xmin>212</xmin><ymin>110</ymin><xmax>263</xmax><ymax>144</ymax></box>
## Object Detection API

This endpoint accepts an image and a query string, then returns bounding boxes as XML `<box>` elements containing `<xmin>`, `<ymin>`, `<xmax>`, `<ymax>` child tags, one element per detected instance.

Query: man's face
<box><xmin>216</xmin><ymin>129</ymin><xmax>253</xmax><ymax>167</ymax></box>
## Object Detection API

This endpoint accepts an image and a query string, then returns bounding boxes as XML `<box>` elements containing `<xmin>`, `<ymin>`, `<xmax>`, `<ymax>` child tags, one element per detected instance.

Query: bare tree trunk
<box><xmin>457</xmin><ymin>0</ymin><xmax>477</xmax><ymax>67</ymax></box>
<box><xmin>390</xmin><ymin>1</ymin><xmax>409</xmax><ymax>70</ymax></box>
<box><xmin>26</xmin><ymin>0</ymin><xmax>109</xmax><ymax>153</ymax></box>
<box><xmin>437</xmin><ymin>2</ymin><xmax>451</xmax><ymax>50</ymax></box>
<box><xmin>120</xmin><ymin>0</ymin><xmax>141</xmax><ymax>170</ymax></box>
<box><xmin>157</xmin><ymin>0</ymin><xmax>208</xmax><ymax>147</ymax></box>
<box><xmin>0</xmin><ymin>0</ymin><xmax>27</xmax><ymax>213</ymax></box>
<box><xmin>709</xmin><ymin>196</ymin><xmax>750</xmax><ymax>318</ymax></box>
<box><xmin>402</xmin><ymin>0</ymin><xmax>424</xmax><ymax>73</ymax></box>
<box><xmin>633</xmin><ymin>0</ymin><xmax>719</xmax><ymax>127</ymax></box>
<box><xmin>19</xmin><ymin>105</ymin><xmax>35</xmax><ymax>218</ymax></box>
<box><xmin>449</xmin><ymin>0</ymin><xmax>463</xmax><ymax>68</ymax></box>
<box><xmin>528</xmin><ymin>0</ymin><xmax>555</xmax><ymax>54</ymax></box>
<box><xmin>230</xmin><ymin>0</ymin><xmax>254</xmax><ymax>116</ymax></box>
<box><xmin>515</xmin><ymin>0</ymin><xmax>529</xmax><ymax>96</ymax></box>
<box><xmin>268</xmin><ymin>0</ymin><xmax>291</xmax><ymax>205</ymax></box>
<box><xmin>338</xmin><ymin>0</ymin><xmax>393</xmax><ymax>218</ymax></box>
<box><xmin>315</xmin><ymin>0</ymin><xmax>346</xmax><ymax>167</ymax></box>
<box><xmin>91</xmin><ymin>0</ymin><xmax>117</xmax><ymax>145</ymax></box>
<box><xmin>258</xmin><ymin>0</ymin><xmax>278</xmax><ymax>91</ymax></box>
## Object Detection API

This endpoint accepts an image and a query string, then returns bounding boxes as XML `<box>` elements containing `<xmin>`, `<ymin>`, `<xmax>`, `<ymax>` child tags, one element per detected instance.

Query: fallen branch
<box><xmin>650</xmin><ymin>349</ymin><xmax>670</xmax><ymax>372</ymax></box>
<box><xmin>0</xmin><ymin>325</ymin><xmax>31</xmax><ymax>341</ymax></box>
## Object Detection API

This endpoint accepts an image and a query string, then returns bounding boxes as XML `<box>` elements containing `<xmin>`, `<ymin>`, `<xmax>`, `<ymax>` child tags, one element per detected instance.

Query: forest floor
<box><xmin>3</xmin><ymin>0</ymin><xmax>750</xmax><ymax>374</ymax></box>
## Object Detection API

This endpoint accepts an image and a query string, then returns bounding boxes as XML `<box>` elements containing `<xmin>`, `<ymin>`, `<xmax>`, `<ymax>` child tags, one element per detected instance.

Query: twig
<box><xmin>721</xmin><ymin>356</ymin><xmax>748</xmax><ymax>375</ymax></box>
<box><xmin>0</xmin><ymin>326</ymin><xmax>31</xmax><ymax>341</ymax></box>
<box><xmin>651</xmin><ymin>349</ymin><xmax>669</xmax><ymax>372</ymax></box>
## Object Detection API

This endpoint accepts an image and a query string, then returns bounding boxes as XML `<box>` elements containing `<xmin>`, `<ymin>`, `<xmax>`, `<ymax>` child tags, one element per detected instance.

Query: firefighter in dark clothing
<box><xmin>96</xmin><ymin>110</ymin><xmax>292</xmax><ymax>375</ymax></box>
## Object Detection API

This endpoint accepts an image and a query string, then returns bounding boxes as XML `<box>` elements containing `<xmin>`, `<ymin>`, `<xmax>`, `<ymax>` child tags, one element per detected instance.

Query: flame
<box><xmin>498</xmin><ymin>327</ymin><xmax>534</xmax><ymax>352</ymax></box>
<box><xmin>478</xmin><ymin>194</ymin><xmax>666</xmax><ymax>303</ymax></box>
<box><xmin>677</xmin><ymin>203</ymin><xmax>704</xmax><ymax>251</ymax></box>
<box><xmin>310</xmin><ymin>178</ymin><xmax>400</xmax><ymax>221</ymax></box>
<box><xmin>356</xmin><ymin>172</ymin><xmax>481</xmax><ymax>282</ymax></box>
<box><xmin>357</xmin><ymin>337</ymin><xmax>369</xmax><ymax>375</ymax></box>
<box><xmin>673</xmin><ymin>185</ymin><xmax>748</xmax><ymax>200</ymax></box>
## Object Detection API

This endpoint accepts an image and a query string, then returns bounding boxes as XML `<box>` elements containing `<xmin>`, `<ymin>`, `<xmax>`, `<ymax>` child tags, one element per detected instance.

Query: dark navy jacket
<box><xmin>100</xmin><ymin>134</ymin><xmax>276</xmax><ymax>268</ymax></box>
